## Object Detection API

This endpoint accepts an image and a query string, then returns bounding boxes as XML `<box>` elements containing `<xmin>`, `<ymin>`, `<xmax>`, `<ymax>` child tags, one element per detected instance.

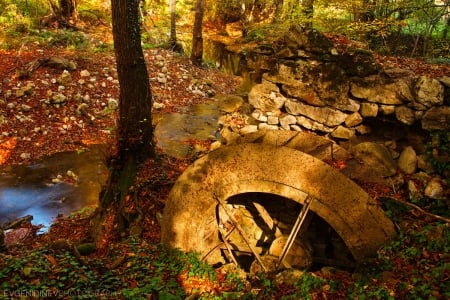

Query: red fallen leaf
<box><xmin>0</xmin><ymin>137</ymin><xmax>17</xmax><ymax>165</ymax></box>
<box><xmin>44</xmin><ymin>254</ymin><xmax>58</xmax><ymax>267</ymax></box>
<box><xmin>323</xmin><ymin>159</ymin><xmax>348</xmax><ymax>170</ymax></box>
<box><xmin>129</xmin><ymin>280</ymin><xmax>138</xmax><ymax>288</ymax></box>
<box><xmin>0</xmin><ymin>137</ymin><xmax>17</xmax><ymax>150</ymax></box>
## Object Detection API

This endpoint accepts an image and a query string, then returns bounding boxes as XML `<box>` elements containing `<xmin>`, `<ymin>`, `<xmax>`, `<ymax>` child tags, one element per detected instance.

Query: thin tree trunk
<box><xmin>169</xmin><ymin>0</ymin><xmax>177</xmax><ymax>44</ymax></box>
<box><xmin>273</xmin><ymin>0</ymin><xmax>284</xmax><ymax>22</ymax></box>
<box><xmin>169</xmin><ymin>0</ymin><xmax>182</xmax><ymax>52</ymax></box>
<box><xmin>302</xmin><ymin>0</ymin><xmax>314</xmax><ymax>27</ymax></box>
<box><xmin>191</xmin><ymin>0</ymin><xmax>205</xmax><ymax>66</ymax></box>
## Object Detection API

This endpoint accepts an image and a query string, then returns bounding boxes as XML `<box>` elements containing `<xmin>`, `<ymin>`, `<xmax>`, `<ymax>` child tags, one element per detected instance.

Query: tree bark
<box><xmin>169</xmin><ymin>0</ymin><xmax>177</xmax><ymax>44</ymax></box>
<box><xmin>92</xmin><ymin>0</ymin><xmax>154</xmax><ymax>247</ymax></box>
<box><xmin>191</xmin><ymin>0</ymin><xmax>206</xmax><ymax>66</ymax></box>
<box><xmin>59</xmin><ymin>0</ymin><xmax>77</xmax><ymax>20</ymax></box>
<box><xmin>169</xmin><ymin>0</ymin><xmax>182</xmax><ymax>52</ymax></box>
<box><xmin>301</xmin><ymin>0</ymin><xmax>314</xmax><ymax>27</ymax></box>
<box><xmin>273</xmin><ymin>0</ymin><xmax>284</xmax><ymax>22</ymax></box>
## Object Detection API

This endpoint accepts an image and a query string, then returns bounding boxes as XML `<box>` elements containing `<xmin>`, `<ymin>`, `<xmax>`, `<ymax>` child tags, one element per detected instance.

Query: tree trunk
<box><xmin>443</xmin><ymin>17</ymin><xmax>450</xmax><ymax>39</ymax></box>
<box><xmin>169</xmin><ymin>0</ymin><xmax>182</xmax><ymax>52</ymax></box>
<box><xmin>301</xmin><ymin>0</ymin><xmax>314</xmax><ymax>27</ymax></box>
<box><xmin>191</xmin><ymin>0</ymin><xmax>205</xmax><ymax>66</ymax></box>
<box><xmin>59</xmin><ymin>0</ymin><xmax>77</xmax><ymax>20</ymax></box>
<box><xmin>273</xmin><ymin>0</ymin><xmax>284</xmax><ymax>22</ymax></box>
<box><xmin>92</xmin><ymin>0</ymin><xmax>154</xmax><ymax>247</ymax></box>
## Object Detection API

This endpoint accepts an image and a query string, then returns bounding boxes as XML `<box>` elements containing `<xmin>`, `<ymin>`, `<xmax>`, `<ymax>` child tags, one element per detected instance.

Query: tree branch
<box><xmin>383</xmin><ymin>196</ymin><xmax>450</xmax><ymax>223</ymax></box>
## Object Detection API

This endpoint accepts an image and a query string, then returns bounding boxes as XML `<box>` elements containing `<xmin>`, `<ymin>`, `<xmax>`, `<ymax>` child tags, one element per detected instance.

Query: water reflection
<box><xmin>154</xmin><ymin>100</ymin><xmax>220</xmax><ymax>159</ymax></box>
<box><xmin>0</xmin><ymin>145</ymin><xmax>108</xmax><ymax>231</ymax></box>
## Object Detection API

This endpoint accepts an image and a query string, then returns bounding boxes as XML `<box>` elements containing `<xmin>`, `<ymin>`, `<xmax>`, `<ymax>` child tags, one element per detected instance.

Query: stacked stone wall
<box><xmin>221</xmin><ymin>25</ymin><xmax>450</xmax><ymax>139</ymax></box>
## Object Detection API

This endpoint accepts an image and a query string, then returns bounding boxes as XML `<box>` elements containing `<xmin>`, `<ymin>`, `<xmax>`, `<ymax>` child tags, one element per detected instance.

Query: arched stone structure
<box><xmin>161</xmin><ymin>143</ymin><xmax>395</xmax><ymax>265</ymax></box>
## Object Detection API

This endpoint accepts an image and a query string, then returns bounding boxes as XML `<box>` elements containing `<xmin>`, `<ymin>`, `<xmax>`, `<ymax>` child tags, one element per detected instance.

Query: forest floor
<box><xmin>0</xmin><ymin>28</ymin><xmax>449</xmax><ymax>299</ymax></box>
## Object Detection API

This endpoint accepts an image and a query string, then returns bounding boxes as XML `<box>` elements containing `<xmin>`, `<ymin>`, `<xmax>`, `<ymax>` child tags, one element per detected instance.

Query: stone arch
<box><xmin>161</xmin><ymin>143</ymin><xmax>394</xmax><ymax>265</ymax></box>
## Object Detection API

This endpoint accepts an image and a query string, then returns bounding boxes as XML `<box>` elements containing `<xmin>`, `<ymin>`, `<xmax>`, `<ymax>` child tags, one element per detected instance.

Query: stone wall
<box><xmin>221</xmin><ymin>25</ymin><xmax>450</xmax><ymax>140</ymax></box>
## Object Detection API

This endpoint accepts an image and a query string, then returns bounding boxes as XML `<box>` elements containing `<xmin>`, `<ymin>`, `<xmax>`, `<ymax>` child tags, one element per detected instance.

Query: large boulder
<box><xmin>414</xmin><ymin>76</ymin><xmax>445</xmax><ymax>108</ymax></box>
<box><xmin>350</xmin><ymin>75</ymin><xmax>412</xmax><ymax>105</ymax></box>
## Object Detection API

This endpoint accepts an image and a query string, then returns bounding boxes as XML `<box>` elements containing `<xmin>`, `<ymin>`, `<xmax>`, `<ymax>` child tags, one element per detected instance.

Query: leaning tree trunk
<box><xmin>191</xmin><ymin>0</ymin><xmax>205</xmax><ymax>66</ymax></box>
<box><xmin>92</xmin><ymin>0</ymin><xmax>154</xmax><ymax>247</ymax></box>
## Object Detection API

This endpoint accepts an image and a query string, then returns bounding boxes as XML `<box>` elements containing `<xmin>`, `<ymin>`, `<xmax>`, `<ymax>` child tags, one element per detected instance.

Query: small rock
<box><xmin>424</xmin><ymin>177</ymin><xmax>445</xmax><ymax>200</ymax></box>
<box><xmin>267</xmin><ymin>115</ymin><xmax>279</xmax><ymax>125</ymax></box>
<box><xmin>379</xmin><ymin>105</ymin><xmax>396</xmax><ymax>115</ymax></box>
<box><xmin>359</xmin><ymin>102</ymin><xmax>378</xmax><ymax>117</ymax></box>
<box><xmin>21</xmin><ymin>104</ymin><xmax>32</xmax><ymax>112</ymax></box>
<box><xmin>15</xmin><ymin>82</ymin><xmax>35</xmax><ymax>98</ymax></box>
<box><xmin>73</xmin><ymin>93</ymin><xmax>83</xmax><ymax>102</ymax></box>
<box><xmin>331</xmin><ymin>125</ymin><xmax>355</xmax><ymax>139</ymax></box>
<box><xmin>20</xmin><ymin>153</ymin><xmax>31</xmax><ymax>159</ymax></box>
<box><xmin>107</xmin><ymin>98</ymin><xmax>118</xmax><ymax>110</ymax></box>
<box><xmin>59</xmin><ymin>70</ymin><xmax>72</xmax><ymax>85</ymax></box>
<box><xmin>153</xmin><ymin>102</ymin><xmax>165</xmax><ymax>109</ymax></box>
<box><xmin>157</xmin><ymin>72</ymin><xmax>166</xmax><ymax>81</ymax></box>
<box><xmin>76</xmin><ymin>103</ymin><xmax>89</xmax><ymax>115</ymax></box>
<box><xmin>398</xmin><ymin>146</ymin><xmax>417</xmax><ymax>174</ymax></box>
<box><xmin>239</xmin><ymin>125</ymin><xmax>258</xmax><ymax>135</ymax></box>
<box><xmin>83</xmin><ymin>94</ymin><xmax>90</xmax><ymax>103</ymax></box>
<box><xmin>345</xmin><ymin>112</ymin><xmax>363</xmax><ymax>127</ymax></box>
<box><xmin>80</xmin><ymin>70</ymin><xmax>90</xmax><ymax>77</ymax></box>
<box><xmin>251</xmin><ymin>109</ymin><xmax>268</xmax><ymax>122</ymax></box>
<box><xmin>279</xmin><ymin>114</ymin><xmax>297</xmax><ymax>127</ymax></box>
<box><xmin>220</xmin><ymin>127</ymin><xmax>240</xmax><ymax>144</ymax></box>
<box><xmin>290</xmin><ymin>124</ymin><xmax>302</xmax><ymax>131</ymax></box>
<box><xmin>52</xmin><ymin>93</ymin><xmax>67</xmax><ymax>104</ymax></box>
<box><xmin>258</xmin><ymin>123</ymin><xmax>279</xmax><ymax>131</ymax></box>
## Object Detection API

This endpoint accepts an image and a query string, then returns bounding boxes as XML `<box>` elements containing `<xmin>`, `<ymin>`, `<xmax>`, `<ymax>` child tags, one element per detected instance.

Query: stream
<box><xmin>0</xmin><ymin>145</ymin><xmax>108</xmax><ymax>231</ymax></box>
<box><xmin>0</xmin><ymin>38</ymin><xmax>237</xmax><ymax>232</ymax></box>
<box><xmin>0</xmin><ymin>101</ymin><xmax>220</xmax><ymax>231</ymax></box>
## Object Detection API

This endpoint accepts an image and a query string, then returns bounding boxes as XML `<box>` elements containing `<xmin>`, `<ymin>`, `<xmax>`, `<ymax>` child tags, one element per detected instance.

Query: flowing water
<box><xmin>0</xmin><ymin>101</ymin><xmax>220</xmax><ymax>230</ymax></box>
<box><xmin>0</xmin><ymin>145</ymin><xmax>108</xmax><ymax>231</ymax></box>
